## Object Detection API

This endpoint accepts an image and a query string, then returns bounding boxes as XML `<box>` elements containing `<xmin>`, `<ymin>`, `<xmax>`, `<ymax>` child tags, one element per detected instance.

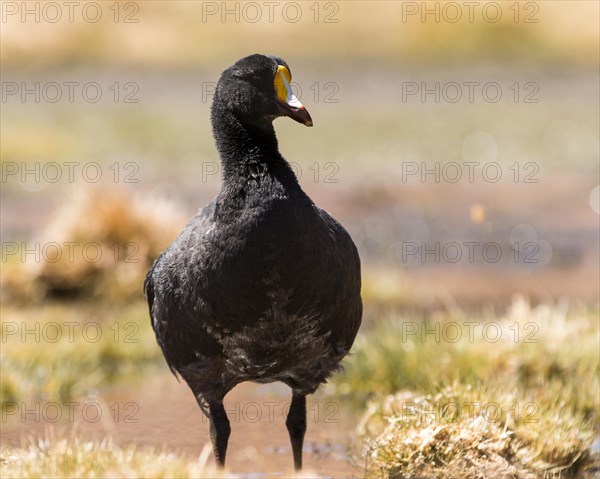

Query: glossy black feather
<box><xmin>144</xmin><ymin>54</ymin><xmax>362</xmax><ymax>405</ymax></box>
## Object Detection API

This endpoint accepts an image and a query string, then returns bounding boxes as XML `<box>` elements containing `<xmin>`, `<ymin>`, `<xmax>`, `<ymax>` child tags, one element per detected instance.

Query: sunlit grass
<box><xmin>336</xmin><ymin>297</ymin><xmax>599</xmax><ymax>477</ymax></box>
<box><xmin>1</xmin><ymin>296</ymin><xmax>597</xmax><ymax>477</ymax></box>
<box><xmin>1</xmin><ymin>185</ymin><xmax>186</xmax><ymax>302</ymax></box>
<box><xmin>338</xmin><ymin>297</ymin><xmax>599</xmax><ymax>415</ymax></box>
<box><xmin>0</xmin><ymin>300</ymin><xmax>161</xmax><ymax>403</ymax></box>
<box><xmin>358</xmin><ymin>384</ymin><xmax>595</xmax><ymax>479</ymax></box>
<box><xmin>0</xmin><ymin>433</ymin><xmax>220</xmax><ymax>479</ymax></box>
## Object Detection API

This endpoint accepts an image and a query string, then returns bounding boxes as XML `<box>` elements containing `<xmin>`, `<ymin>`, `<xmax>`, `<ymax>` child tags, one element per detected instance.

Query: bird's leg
<box><xmin>207</xmin><ymin>400</ymin><xmax>231</xmax><ymax>468</ymax></box>
<box><xmin>286</xmin><ymin>392</ymin><xmax>307</xmax><ymax>471</ymax></box>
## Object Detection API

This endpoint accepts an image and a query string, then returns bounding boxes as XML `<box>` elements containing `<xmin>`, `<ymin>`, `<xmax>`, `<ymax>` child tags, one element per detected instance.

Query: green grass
<box><xmin>335</xmin><ymin>297</ymin><xmax>599</xmax><ymax>478</ymax></box>
<box><xmin>0</xmin><ymin>300</ymin><xmax>162</xmax><ymax>403</ymax></box>
<box><xmin>338</xmin><ymin>298</ymin><xmax>599</xmax><ymax>416</ymax></box>
<box><xmin>1</xmin><ymin>297</ymin><xmax>597</xmax><ymax>477</ymax></box>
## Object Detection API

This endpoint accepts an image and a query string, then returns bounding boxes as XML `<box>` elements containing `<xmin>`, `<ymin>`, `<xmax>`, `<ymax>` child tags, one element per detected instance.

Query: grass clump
<box><xmin>0</xmin><ymin>300</ymin><xmax>162</xmax><ymax>404</ymax></box>
<box><xmin>1</xmin><ymin>185</ymin><xmax>186</xmax><ymax>302</ymax></box>
<box><xmin>339</xmin><ymin>297</ymin><xmax>599</xmax><ymax>419</ymax></box>
<box><xmin>338</xmin><ymin>297</ymin><xmax>599</xmax><ymax>478</ymax></box>
<box><xmin>0</xmin><ymin>433</ymin><xmax>219</xmax><ymax>479</ymax></box>
<box><xmin>358</xmin><ymin>384</ymin><xmax>595</xmax><ymax>479</ymax></box>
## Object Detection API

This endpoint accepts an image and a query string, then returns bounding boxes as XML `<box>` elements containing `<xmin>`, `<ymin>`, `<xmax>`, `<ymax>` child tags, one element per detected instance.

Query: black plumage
<box><xmin>144</xmin><ymin>54</ymin><xmax>362</xmax><ymax>470</ymax></box>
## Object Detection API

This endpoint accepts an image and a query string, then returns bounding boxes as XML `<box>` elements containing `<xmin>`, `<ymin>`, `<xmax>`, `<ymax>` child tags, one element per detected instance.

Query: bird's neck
<box><xmin>212</xmin><ymin>109</ymin><xmax>300</xmax><ymax>197</ymax></box>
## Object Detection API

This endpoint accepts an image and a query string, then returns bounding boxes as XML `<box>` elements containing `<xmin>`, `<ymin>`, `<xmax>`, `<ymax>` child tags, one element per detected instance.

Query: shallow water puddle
<box><xmin>1</xmin><ymin>374</ymin><xmax>362</xmax><ymax>477</ymax></box>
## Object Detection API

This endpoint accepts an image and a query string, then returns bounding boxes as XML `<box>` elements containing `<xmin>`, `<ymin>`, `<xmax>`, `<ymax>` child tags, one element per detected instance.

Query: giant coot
<box><xmin>144</xmin><ymin>54</ymin><xmax>362</xmax><ymax>471</ymax></box>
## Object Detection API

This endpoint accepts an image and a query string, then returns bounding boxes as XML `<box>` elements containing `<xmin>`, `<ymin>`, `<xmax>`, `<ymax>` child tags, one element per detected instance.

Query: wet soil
<box><xmin>1</xmin><ymin>375</ymin><xmax>364</xmax><ymax>477</ymax></box>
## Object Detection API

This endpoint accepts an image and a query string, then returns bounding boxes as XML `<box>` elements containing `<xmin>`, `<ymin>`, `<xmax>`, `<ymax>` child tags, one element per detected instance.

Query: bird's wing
<box><xmin>314</xmin><ymin>206</ymin><xmax>363</xmax><ymax>357</ymax></box>
<box><xmin>144</xmin><ymin>200</ymin><xmax>218</xmax><ymax>378</ymax></box>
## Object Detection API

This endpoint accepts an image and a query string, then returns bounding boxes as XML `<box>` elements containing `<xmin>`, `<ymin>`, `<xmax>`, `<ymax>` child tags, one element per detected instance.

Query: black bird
<box><xmin>144</xmin><ymin>54</ymin><xmax>362</xmax><ymax>471</ymax></box>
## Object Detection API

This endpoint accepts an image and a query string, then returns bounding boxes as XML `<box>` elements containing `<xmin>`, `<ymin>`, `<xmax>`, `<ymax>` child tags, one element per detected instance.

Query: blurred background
<box><xmin>1</xmin><ymin>1</ymin><xmax>598</xmax><ymax>477</ymax></box>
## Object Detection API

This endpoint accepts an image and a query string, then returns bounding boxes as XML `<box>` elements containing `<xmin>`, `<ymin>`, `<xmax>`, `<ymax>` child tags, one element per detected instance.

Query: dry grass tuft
<box><xmin>2</xmin><ymin>185</ymin><xmax>186</xmax><ymax>302</ymax></box>
<box><xmin>0</xmin><ymin>432</ymin><xmax>220</xmax><ymax>479</ymax></box>
<box><xmin>340</xmin><ymin>298</ymin><xmax>599</xmax><ymax>478</ymax></box>
<box><xmin>0</xmin><ymin>432</ymin><xmax>329</xmax><ymax>478</ymax></box>
<box><xmin>358</xmin><ymin>385</ymin><xmax>594</xmax><ymax>479</ymax></box>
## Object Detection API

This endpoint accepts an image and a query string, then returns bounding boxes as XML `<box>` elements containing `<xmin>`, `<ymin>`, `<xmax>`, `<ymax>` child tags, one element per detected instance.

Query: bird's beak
<box><xmin>274</xmin><ymin>65</ymin><xmax>313</xmax><ymax>127</ymax></box>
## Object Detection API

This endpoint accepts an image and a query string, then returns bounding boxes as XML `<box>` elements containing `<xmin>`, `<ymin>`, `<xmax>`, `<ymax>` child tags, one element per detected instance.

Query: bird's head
<box><xmin>213</xmin><ymin>54</ymin><xmax>313</xmax><ymax>128</ymax></box>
